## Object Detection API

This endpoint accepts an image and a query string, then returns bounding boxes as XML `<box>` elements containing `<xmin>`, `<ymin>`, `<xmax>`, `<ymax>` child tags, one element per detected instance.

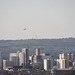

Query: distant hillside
<box><xmin>0</xmin><ymin>38</ymin><xmax>75</xmax><ymax>59</ymax></box>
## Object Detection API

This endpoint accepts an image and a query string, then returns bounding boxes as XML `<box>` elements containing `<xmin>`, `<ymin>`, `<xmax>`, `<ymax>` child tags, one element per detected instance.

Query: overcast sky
<box><xmin>0</xmin><ymin>0</ymin><xmax>75</xmax><ymax>40</ymax></box>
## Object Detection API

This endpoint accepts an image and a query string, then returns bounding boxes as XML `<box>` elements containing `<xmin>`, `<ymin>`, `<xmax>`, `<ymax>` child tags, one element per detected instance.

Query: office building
<box><xmin>59</xmin><ymin>53</ymin><xmax>75</xmax><ymax>61</ymax></box>
<box><xmin>9</xmin><ymin>51</ymin><xmax>19</xmax><ymax>66</ymax></box>
<box><xmin>29</xmin><ymin>55</ymin><xmax>34</xmax><ymax>65</ymax></box>
<box><xmin>67</xmin><ymin>53</ymin><xmax>75</xmax><ymax>61</ymax></box>
<box><xmin>22</xmin><ymin>48</ymin><xmax>29</xmax><ymax>65</ymax></box>
<box><xmin>44</xmin><ymin>59</ymin><xmax>53</xmax><ymax>70</ymax></box>
<box><xmin>59</xmin><ymin>53</ymin><xmax>67</xmax><ymax>59</ymax></box>
<box><xmin>9</xmin><ymin>48</ymin><xmax>29</xmax><ymax>66</ymax></box>
<box><xmin>33</xmin><ymin>48</ymin><xmax>43</xmax><ymax>66</ymax></box>
<box><xmin>3</xmin><ymin>60</ymin><xmax>13</xmax><ymax>68</ymax></box>
<box><xmin>34</xmin><ymin>55</ymin><xmax>42</xmax><ymax>63</ymax></box>
<box><xmin>73</xmin><ymin>62</ymin><xmax>75</xmax><ymax>67</ymax></box>
<box><xmin>57</xmin><ymin>59</ymin><xmax>69</xmax><ymax>69</ymax></box>
<box><xmin>19</xmin><ymin>52</ymin><xmax>24</xmax><ymax>66</ymax></box>
<box><xmin>36</xmin><ymin>48</ymin><xmax>40</xmax><ymax>56</ymax></box>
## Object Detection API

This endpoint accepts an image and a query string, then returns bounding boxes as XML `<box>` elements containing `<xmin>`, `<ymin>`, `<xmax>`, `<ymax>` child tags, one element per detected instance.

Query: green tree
<box><xmin>63</xmin><ymin>70</ymin><xmax>75</xmax><ymax>75</ymax></box>
<box><xmin>33</xmin><ymin>65</ymin><xmax>44</xmax><ymax>70</ymax></box>
<box><xmin>24</xmin><ymin>65</ymin><xmax>32</xmax><ymax>69</ymax></box>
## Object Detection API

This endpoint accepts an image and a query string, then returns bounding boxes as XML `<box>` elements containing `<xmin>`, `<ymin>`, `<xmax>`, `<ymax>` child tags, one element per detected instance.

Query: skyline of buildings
<box><xmin>1</xmin><ymin>48</ymin><xmax>75</xmax><ymax>68</ymax></box>
<box><xmin>0</xmin><ymin>47</ymin><xmax>75</xmax><ymax>75</ymax></box>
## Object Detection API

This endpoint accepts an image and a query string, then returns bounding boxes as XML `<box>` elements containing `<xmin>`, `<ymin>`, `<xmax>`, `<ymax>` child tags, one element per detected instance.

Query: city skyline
<box><xmin>0</xmin><ymin>0</ymin><xmax>75</xmax><ymax>40</ymax></box>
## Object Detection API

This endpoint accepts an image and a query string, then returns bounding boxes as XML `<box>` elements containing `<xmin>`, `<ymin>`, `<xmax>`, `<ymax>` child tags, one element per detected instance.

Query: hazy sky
<box><xmin>0</xmin><ymin>0</ymin><xmax>75</xmax><ymax>40</ymax></box>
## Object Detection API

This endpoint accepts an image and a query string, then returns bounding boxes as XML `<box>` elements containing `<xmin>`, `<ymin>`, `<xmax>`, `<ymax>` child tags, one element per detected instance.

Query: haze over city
<box><xmin>0</xmin><ymin>0</ymin><xmax>75</xmax><ymax>40</ymax></box>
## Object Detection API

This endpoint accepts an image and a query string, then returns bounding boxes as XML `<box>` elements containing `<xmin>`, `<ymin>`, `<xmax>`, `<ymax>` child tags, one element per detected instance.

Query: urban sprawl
<box><xmin>0</xmin><ymin>48</ymin><xmax>75</xmax><ymax>75</ymax></box>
